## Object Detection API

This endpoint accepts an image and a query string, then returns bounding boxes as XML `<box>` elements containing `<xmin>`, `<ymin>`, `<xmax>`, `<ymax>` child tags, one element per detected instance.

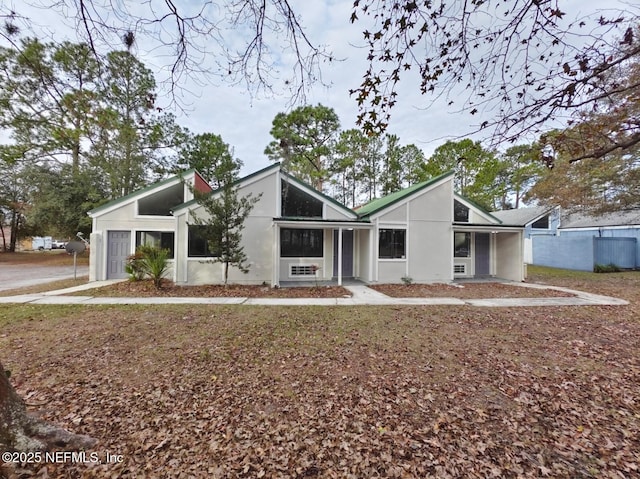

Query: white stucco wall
<box><xmin>91</xmin><ymin>201</ymin><xmax>178</xmax><ymax>281</ymax></box>
<box><xmin>325</xmin><ymin>203</ymin><xmax>356</xmax><ymax>221</ymax></box>
<box><xmin>377</xmin><ymin>204</ymin><xmax>407</xmax><ymax>223</ymax></box>
<box><xmin>495</xmin><ymin>232</ymin><xmax>524</xmax><ymax>281</ymax></box>
<box><xmin>176</xmin><ymin>170</ymin><xmax>278</xmax><ymax>285</ymax></box>
<box><xmin>356</xmin><ymin>229</ymin><xmax>372</xmax><ymax>282</ymax></box>
<box><xmin>373</xmin><ymin>179</ymin><xmax>455</xmax><ymax>283</ymax></box>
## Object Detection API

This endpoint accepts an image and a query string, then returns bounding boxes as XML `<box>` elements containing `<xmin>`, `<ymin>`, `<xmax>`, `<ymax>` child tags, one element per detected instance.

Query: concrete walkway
<box><xmin>0</xmin><ymin>280</ymin><xmax>629</xmax><ymax>307</ymax></box>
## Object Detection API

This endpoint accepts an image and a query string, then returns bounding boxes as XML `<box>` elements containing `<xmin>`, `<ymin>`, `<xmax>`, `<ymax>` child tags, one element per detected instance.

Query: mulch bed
<box><xmin>370</xmin><ymin>282</ymin><xmax>576</xmax><ymax>299</ymax></box>
<box><xmin>88</xmin><ymin>280</ymin><xmax>353</xmax><ymax>298</ymax></box>
<box><xmin>85</xmin><ymin>279</ymin><xmax>576</xmax><ymax>299</ymax></box>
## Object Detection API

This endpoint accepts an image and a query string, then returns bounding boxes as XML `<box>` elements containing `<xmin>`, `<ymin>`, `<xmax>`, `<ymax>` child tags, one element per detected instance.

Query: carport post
<box><xmin>337</xmin><ymin>227</ymin><xmax>343</xmax><ymax>286</ymax></box>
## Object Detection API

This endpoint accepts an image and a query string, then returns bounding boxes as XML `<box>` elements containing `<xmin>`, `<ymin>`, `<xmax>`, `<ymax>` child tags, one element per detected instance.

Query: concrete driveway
<box><xmin>0</xmin><ymin>264</ymin><xmax>89</xmax><ymax>291</ymax></box>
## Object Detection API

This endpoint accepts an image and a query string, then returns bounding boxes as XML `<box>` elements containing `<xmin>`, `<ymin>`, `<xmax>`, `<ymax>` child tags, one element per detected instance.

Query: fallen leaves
<box><xmin>1</xmin><ymin>272</ymin><xmax>639</xmax><ymax>478</ymax></box>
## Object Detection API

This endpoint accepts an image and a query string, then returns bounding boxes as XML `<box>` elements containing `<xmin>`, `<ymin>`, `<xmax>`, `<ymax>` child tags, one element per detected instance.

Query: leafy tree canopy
<box><xmin>264</xmin><ymin>104</ymin><xmax>340</xmax><ymax>190</ymax></box>
<box><xmin>175</xmin><ymin>132</ymin><xmax>240</xmax><ymax>190</ymax></box>
<box><xmin>3</xmin><ymin>2</ymin><xmax>638</xmax><ymax>161</ymax></box>
<box><xmin>350</xmin><ymin>1</ymin><xmax>640</xmax><ymax>158</ymax></box>
<box><xmin>424</xmin><ymin>139</ymin><xmax>501</xmax><ymax>210</ymax></box>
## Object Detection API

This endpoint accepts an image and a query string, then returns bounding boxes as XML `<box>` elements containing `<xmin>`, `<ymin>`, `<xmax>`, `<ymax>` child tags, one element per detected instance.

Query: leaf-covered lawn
<box><xmin>1</xmin><ymin>270</ymin><xmax>639</xmax><ymax>478</ymax></box>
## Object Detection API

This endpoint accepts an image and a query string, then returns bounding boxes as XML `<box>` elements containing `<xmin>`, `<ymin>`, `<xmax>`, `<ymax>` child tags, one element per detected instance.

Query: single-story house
<box><xmin>88</xmin><ymin>163</ymin><xmax>526</xmax><ymax>285</ymax></box>
<box><xmin>491</xmin><ymin>206</ymin><xmax>640</xmax><ymax>270</ymax></box>
<box><xmin>558</xmin><ymin>209</ymin><xmax>640</xmax><ymax>269</ymax></box>
<box><xmin>491</xmin><ymin>206</ymin><xmax>561</xmax><ymax>239</ymax></box>
<box><xmin>560</xmin><ymin>209</ymin><xmax>640</xmax><ymax>239</ymax></box>
<box><xmin>491</xmin><ymin>206</ymin><xmax>561</xmax><ymax>264</ymax></box>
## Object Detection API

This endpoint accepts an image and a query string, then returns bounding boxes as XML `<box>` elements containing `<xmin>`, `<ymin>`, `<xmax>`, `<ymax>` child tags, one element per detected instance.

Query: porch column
<box><xmin>272</xmin><ymin>224</ymin><xmax>279</xmax><ymax>287</ymax></box>
<box><xmin>337</xmin><ymin>226</ymin><xmax>343</xmax><ymax>286</ymax></box>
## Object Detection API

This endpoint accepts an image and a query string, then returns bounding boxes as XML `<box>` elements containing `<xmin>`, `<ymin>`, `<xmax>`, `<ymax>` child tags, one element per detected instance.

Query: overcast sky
<box><xmin>3</xmin><ymin>0</ymin><xmax>636</xmax><ymax>175</ymax></box>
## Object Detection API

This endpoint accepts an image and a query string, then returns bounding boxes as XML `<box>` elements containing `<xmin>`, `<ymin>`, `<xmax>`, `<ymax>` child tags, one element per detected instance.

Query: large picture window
<box><xmin>280</xmin><ymin>228</ymin><xmax>323</xmax><ymax>257</ymax></box>
<box><xmin>281</xmin><ymin>181</ymin><xmax>323</xmax><ymax>218</ymax></box>
<box><xmin>188</xmin><ymin>225</ymin><xmax>219</xmax><ymax>257</ymax></box>
<box><xmin>454</xmin><ymin>232</ymin><xmax>471</xmax><ymax>257</ymax></box>
<box><xmin>379</xmin><ymin>229</ymin><xmax>406</xmax><ymax>259</ymax></box>
<box><xmin>136</xmin><ymin>231</ymin><xmax>174</xmax><ymax>258</ymax></box>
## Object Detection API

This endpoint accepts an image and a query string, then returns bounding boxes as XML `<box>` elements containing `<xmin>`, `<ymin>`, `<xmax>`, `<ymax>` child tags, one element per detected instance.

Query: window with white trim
<box><xmin>281</xmin><ymin>228</ymin><xmax>323</xmax><ymax>257</ymax></box>
<box><xmin>454</xmin><ymin>200</ymin><xmax>469</xmax><ymax>222</ymax></box>
<box><xmin>136</xmin><ymin>231</ymin><xmax>175</xmax><ymax>258</ymax></box>
<box><xmin>281</xmin><ymin>181</ymin><xmax>323</xmax><ymax>217</ymax></box>
<box><xmin>188</xmin><ymin>225</ymin><xmax>220</xmax><ymax>257</ymax></box>
<box><xmin>379</xmin><ymin>229</ymin><xmax>406</xmax><ymax>259</ymax></box>
<box><xmin>454</xmin><ymin>232</ymin><xmax>471</xmax><ymax>257</ymax></box>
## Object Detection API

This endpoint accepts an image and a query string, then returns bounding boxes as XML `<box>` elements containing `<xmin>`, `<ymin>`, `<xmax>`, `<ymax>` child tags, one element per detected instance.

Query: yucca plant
<box><xmin>136</xmin><ymin>245</ymin><xmax>170</xmax><ymax>289</ymax></box>
<box><xmin>125</xmin><ymin>252</ymin><xmax>146</xmax><ymax>281</ymax></box>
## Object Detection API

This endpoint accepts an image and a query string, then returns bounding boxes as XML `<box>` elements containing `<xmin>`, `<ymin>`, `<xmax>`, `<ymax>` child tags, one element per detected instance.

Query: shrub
<box><xmin>401</xmin><ymin>276</ymin><xmax>413</xmax><ymax>285</ymax></box>
<box><xmin>593</xmin><ymin>263</ymin><xmax>622</xmax><ymax>273</ymax></box>
<box><xmin>125</xmin><ymin>252</ymin><xmax>146</xmax><ymax>281</ymax></box>
<box><xmin>137</xmin><ymin>245</ymin><xmax>170</xmax><ymax>289</ymax></box>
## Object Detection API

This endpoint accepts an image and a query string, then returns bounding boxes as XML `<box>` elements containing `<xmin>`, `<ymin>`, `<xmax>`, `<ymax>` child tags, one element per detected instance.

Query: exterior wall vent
<box><xmin>290</xmin><ymin>264</ymin><xmax>317</xmax><ymax>276</ymax></box>
<box><xmin>454</xmin><ymin>264</ymin><xmax>466</xmax><ymax>275</ymax></box>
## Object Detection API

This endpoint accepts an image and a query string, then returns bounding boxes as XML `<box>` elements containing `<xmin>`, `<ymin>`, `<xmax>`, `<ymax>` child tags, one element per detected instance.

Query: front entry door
<box><xmin>107</xmin><ymin>231</ymin><xmax>131</xmax><ymax>279</ymax></box>
<box><xmin>475</xmin><ymin>233</ymin><xmax>490</xmax><ymax>276</ymax></box>
<box><xmin>333</xmin><ymin>230</ymin><xmax>354</xmax><ymax>278</ymax></box>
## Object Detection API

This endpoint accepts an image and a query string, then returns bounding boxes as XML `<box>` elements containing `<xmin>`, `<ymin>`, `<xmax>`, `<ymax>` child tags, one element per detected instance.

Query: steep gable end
<box><xmin>454</xmin><ymin>194</ymin><xmax>502</xmax><ymax>225</ymax></box>
<box><xmin>88</xmin><ymin>170</ymin><xmax>209</xmax><ymax>218</ymax></box>
<box><xmin>356</xmin><ymin>170</ymin><xmax>455</xmax><ymax>219</ymax></box>
<box><xmin>280</xmin><ymin>171</ymin><xmax>357</xmax><ymax>220</ymax></box>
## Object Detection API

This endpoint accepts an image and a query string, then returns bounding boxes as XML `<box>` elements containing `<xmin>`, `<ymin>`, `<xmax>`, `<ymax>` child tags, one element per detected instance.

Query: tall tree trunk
<box><xmin>0</xmin><ymin>223</ymin><xmax>6</xmax><ymax>252</ymax></box>
<box><xmin>8</xmin><ymin>210</ymin><xmax>18</xmax><ymax>253</ymax></box>
<box><xmin>0</xmin><ymin>360</ymin><xmax>97</xmax><ymax>453</ymax></box>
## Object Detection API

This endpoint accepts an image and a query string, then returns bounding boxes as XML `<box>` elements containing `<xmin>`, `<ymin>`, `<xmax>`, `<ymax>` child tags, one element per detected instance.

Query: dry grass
<box><xmin>0</xmin><ymin>277</ymin><xmax>89</xmax><ymax>297</ymax></box>
<box><xmin>370</xmin><ymin>281</ymin><xmax>575</xmax><ymax>299</ymax></box>
<box><xmin>1</xmin><ymin>267</ymin><xmax>639</xmax><ymax>478</ymax></box>
<box><xmin>0</xmin><ymin>250</ymin><xmax>89</xmax><ymax>266</ymax></box>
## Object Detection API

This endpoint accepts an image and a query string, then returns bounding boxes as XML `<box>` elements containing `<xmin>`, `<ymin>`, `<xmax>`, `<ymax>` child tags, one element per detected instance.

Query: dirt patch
<box><xmin>370</xmin><ymin>282</ymin><xmax>575</xmax><ymax>299</ymax></box>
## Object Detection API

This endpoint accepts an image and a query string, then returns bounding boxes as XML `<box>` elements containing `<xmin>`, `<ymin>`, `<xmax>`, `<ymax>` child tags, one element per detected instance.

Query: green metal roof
<box><xmin>356</xmin><ymin>170</ymin><xmax>455</xmax><ymax>218</ymax></box>
<box><xmin>88</xmin><ymin>169</ymin><xmax>197</xmax><ymax>216</ymax></box>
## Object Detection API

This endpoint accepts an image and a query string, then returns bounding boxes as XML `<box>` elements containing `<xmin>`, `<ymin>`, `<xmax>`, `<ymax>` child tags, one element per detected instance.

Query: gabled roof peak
<box><xmin>356</xmin><ymin>170</ymin><xmax>455</xmax><ymax>218</ymax></box>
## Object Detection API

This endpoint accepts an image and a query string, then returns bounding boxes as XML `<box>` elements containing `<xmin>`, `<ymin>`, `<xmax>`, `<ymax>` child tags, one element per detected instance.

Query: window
<box><xmin>281</xmin><ymin>180</ymin><xmax>323</xmax><ymax>217</ymax></box>
<box><xmin>138</xmin><ymin>183</ymin><xmax>185</xmax><ymax>215</ymax></box>
<box><xmin>532</xmin><ymin>215</ymin><xmax>549</xmax><ymax>229</ymax></box>
<box><xmin>454</xmin><ymin>232</ymin><xmax>471</xmax><ymax>257</ymax></box>
<box><xmin>379</xmin><ymin>229</ymin><xmax>406</xmax><ymax>259</ymax></box>
<box><xmin>454</xmin><ymin>200</ymin><xmax>469</xmax><ymax>222</ymax></box>
<box><xmin>281</xmin><ymin>228</ymin><xmax>323</xmax><ymax>257</ymax></box>
<box><xmin>136</xmin><ymin>231</ymin><xmax>174</xmax><ymax>258</ymax></box>
<box><xmin>188</xmin><ymin>225</ymin><xmax>219</xmax><ymax>257</ymax></box>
